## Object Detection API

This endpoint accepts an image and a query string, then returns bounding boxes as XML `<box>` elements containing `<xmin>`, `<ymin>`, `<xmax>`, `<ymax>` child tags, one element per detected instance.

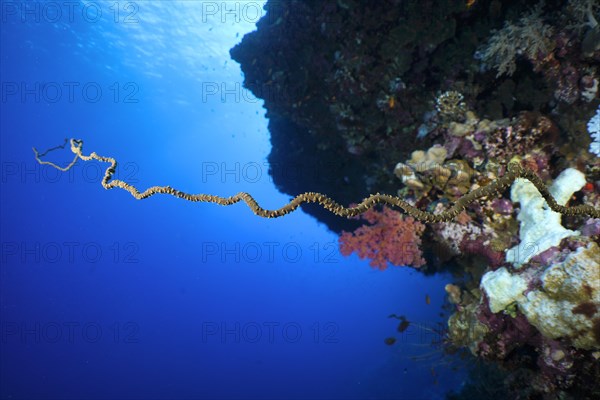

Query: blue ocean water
<box><xmin>0</xmin><ymin>2</ymin><xmax>467</xmax><ymax>399</ymax></box>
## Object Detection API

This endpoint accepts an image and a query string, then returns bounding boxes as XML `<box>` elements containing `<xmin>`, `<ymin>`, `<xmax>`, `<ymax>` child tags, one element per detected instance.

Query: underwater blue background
<box><xmin>0</xmin><ymin>1</ymin><xmax>467</xmax><ymax>399</ymax></box>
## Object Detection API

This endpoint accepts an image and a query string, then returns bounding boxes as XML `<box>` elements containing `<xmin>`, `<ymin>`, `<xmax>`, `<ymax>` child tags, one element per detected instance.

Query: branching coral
<box><xmin>566</xmin><ymin>0</ymin><xmax>600</xmax><ymax>33</ymax></box>
<box><xmin>338</xmin><ymin>206</ymin><xmax>425</xmax><ymax>269</ymax></box>
<box><xmin>478</xmin><ymin>3</ymin><xmax>555</xmax><ymax>77</ymax></box>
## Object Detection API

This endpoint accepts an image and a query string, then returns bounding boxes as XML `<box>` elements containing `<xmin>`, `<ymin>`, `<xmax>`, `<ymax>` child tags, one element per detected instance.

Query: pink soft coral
<box><xmin>339</xmin><ymin>206</ymin><xmax>426</xmax><ymax>270</ymax></box>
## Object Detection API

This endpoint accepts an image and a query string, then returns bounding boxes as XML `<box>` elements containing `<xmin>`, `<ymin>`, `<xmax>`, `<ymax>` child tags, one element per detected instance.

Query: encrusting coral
<box><xmin>505</xmin><ymin>167</ymin><xmax>587</xmax><ymax>266</ymax></box>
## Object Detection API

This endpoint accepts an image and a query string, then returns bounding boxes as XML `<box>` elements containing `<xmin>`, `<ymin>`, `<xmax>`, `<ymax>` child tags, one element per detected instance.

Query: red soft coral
<box><xmin>339</xmin><ymin>206</ymin><xmax>426</xmax><ymax>270</ymax></box>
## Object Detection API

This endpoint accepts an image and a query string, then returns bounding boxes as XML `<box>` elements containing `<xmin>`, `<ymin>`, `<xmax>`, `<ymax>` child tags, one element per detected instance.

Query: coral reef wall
<box><xmin>231</xmin><ymin>0</ymin><xmax>596</xmax><ymax>232</ymax></box>
<box><xmin>231</xmin><ymin>1</ymin><xmax>600</xmax><ymax>397</ymax></box>
<box><xmin>230</xmin><ymin>0</ymin><xmax>487</xmax><ymax>230</ymax></box>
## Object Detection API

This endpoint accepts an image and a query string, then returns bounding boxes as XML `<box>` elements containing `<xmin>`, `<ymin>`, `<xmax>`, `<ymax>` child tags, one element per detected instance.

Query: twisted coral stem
<box><xmin>33</xmin><ymin>138</ymin><xmax>600</xmax><ymax>221</ymax></box>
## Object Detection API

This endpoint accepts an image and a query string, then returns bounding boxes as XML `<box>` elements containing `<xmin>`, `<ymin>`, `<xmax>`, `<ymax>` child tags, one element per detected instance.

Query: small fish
<box><xmin>425</xmin><ymin>294</ymin><xmax>431</xmax><ymax>305</ymax></box>
<box><xmin>397</xmin><ymin>317</ymin><xmax>410</xmax><ymax>333</ymax></box>
<box><xmin>384</xmin><ymin>337</ymin><xmax>396</xmax><ymax>346</ymax></box>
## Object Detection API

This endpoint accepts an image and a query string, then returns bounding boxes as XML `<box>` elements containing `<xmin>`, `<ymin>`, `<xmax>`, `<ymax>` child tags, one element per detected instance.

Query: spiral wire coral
<box><xmin>33</xmin><ymin>138</ymin><xmax>600</xmax><ymax>221</ymax></box>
